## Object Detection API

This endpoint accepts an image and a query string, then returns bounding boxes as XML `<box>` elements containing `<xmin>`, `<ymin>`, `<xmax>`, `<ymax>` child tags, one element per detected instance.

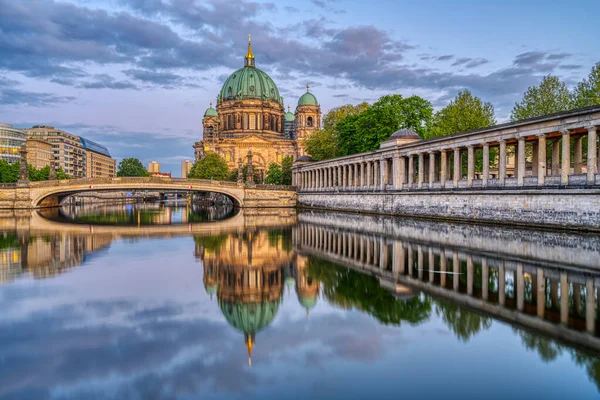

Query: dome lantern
<box><xmin>298</xmin><ymin>84</ymin><xmax>319</xmax><ymax>106</ymax></box>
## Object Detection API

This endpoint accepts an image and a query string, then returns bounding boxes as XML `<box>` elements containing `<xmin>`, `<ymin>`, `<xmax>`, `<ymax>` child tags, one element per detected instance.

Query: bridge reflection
<box><xmin>294</xmin><ymin>212</ymin><xmax>600</xmax><ymax>352</ymax></box>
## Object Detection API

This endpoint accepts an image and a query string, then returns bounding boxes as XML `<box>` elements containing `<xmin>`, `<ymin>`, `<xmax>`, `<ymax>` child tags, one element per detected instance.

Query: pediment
<box><xmin>230</xmin><ymin>135</ymin><xmax>277</xmax><ymax>144</ymax></box>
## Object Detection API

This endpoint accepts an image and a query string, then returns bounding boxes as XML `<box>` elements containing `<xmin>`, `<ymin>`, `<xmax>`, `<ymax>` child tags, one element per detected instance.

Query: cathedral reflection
<box><xmin>196</xmin><ymin>228</ymin><xmax>319</xmax><ymax>365</ymax></box>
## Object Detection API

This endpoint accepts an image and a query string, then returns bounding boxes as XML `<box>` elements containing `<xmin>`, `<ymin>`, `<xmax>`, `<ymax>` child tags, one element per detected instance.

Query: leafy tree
<box><xmin>281</xmin><ymin>156</ymin><xmax>293</xmax><ymax>185</ymax></box>
<box><xmin>117</xmin><ymin>158</ymin><xmax>150</xmax><ymax>177</ymax></box>
<box><xmin>349</xmin><ymin>94</ymin><xmax>433</xmax><ymax>154</ymax></box>
<box><xmin>510</xmin><ymin>75</ymin><xmax>572</xmax><ymax>121</ymax></box>
<box><xmin>188</xmin><ymin>153</ymin><xmax>230</xmax><ymax>180</ymax></box>
<box><xmin>0</xmin><ymin>160</ymin><xmax>20</xmax><ymax>183</ymax></box>
<box><xmin>0</xmin><ymin>161</ymin><xmax>68</xmax><ymax>183</ymax></box>
<box><xmin>264</xmin><ymin>162</ymin><xmax>283</xmax><ymax>185</ymax></box>
<box><xmin>28</xmin><ymin>165</ymin><xmax>69</xmax><ymax>181</ymax></box>
<box><xmin>304</xmin><ymin>103</ymin><xmax>369</xmax><ymax>161</ymax></box>
<box><xmin>427</xmin><ymin>90</ymin><xmax>496</xmax><ymax>139</ymax></box>
<box><xmin>571</xmin><ymin>62</ymin><xmax>600</xmax><ymax>108</ymax></box>
<box><xmin>336</xmin><ymin>114</ymin><xmax>362</xmax><ymax>157</ymax></box>
<box><xmin>229</xmin><ymin>163</ymin><xmax>261</xmax><ymax>183</ymax></box>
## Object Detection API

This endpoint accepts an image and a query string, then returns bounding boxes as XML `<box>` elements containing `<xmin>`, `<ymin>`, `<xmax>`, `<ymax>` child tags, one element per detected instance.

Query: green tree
<box><xmin>304</xmin><ymin>103</ymin><xmax>369</xmax><ymax>161</ymax></box>
<box><xmin>0</xmin><ymin>160</ymin><xmax>20</xmax><ymax>183</ymax></box>
<box><xmin>188</xmin><ymin>153</ymin><xmax>230</xmax><ymax>180</ymax></box>
<box><xmin>264</xmin><ymin>162</ymin><xmax>283</xmax><ymax>185</ymax></box>
<box><xmin>349</xmin><ymin>94</ymin><xmax>433</xmax><ymax>154</ymax></box>
<box><xmin>335</xmin><ymin>114</ymin><xmax>362</xmax><ymax>157</ymax></box>
<box><xmin>510</xmin><ymin>75</ymin><xmax>572</xmax><ymax>121</ymax></box>
<box><xmin>281</xmin><ymin>156</ymin><xmax>293</xmax><ymax>185</ymax></box>
<box><xmin>427</xmin><ymin>89</ymin><xmax>496</xmax><ymax>139</ymax></box>
<box><xmin>229</xmin><ymin>163</ymin><xmax>261</xmax><ymax>183</ymax></box>
<box><xmin>117</xmin><ymin>158</ymin><xmax>150</xmax><ymax>177</ymax></box>
<box><xmin>571</xmin><ymin>62</ymin><xmax>600</xmax><ymax>108</ymax></box>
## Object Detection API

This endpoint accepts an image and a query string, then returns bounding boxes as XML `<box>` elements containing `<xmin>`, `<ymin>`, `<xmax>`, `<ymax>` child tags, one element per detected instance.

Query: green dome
<box><xmin>204</xmin><ymin>106</ymin><xmax>218</xmax><ymax>117</ymax></box>
<box><xmin>285</xmin><ymin>277</ymin><xmax>296</xmax><ymax>288</ymax></box>
<box><xmin>218</xmin><ymin>66</ymin><xmax>283</xmax><ymax>104</ymax></box>
<box><xmin>284</xmin><ymin>112</ymin><xmax>295</xmax><ymax>122</ymax></box>
<box><xmin>298</xmin><ymin>295</ymin><xmax>318</xmax><ymax>310</ymax></box>
<box><xmin>298</xmin><ymin>91</ymin><xmax>318</xmax><ymax>106</ymax></box>
<box><xmin>218</xmin><ymin>299</ymin><xmax>281</xmax><ymax>334</ymax></box>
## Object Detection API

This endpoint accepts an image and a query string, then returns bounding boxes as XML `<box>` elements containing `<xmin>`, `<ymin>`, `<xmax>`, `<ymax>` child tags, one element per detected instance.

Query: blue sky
<box><xmin>0</xmin><ymin>0</ymin><xmax>598</xmax><ymax>176</ymax></box>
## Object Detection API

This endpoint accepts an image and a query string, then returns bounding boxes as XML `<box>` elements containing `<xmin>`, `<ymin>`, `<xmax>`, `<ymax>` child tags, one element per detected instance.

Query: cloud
<box><xmin>76</xmin><ymin>74</ymin><xmax>138</xmax><ymax>90</ymax></box>
<box><xmin>436</xmin><ymin>55</ymin><xmax>454</xmax><ymax>61</ymax></box>
<box><xmin>0</xmin><ymin>77</ymin><xmax>75</xmax><ymax>107</ymax></box>
<box><xmin>451</xmin><ymin>57</ymin><xmax>489</xmax><ymax>68</ymax></box>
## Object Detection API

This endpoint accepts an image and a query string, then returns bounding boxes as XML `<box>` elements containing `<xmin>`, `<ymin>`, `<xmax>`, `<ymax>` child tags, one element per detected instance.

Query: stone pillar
<box><xmin>561</xmin><ymin>130</ymin><xmax>571</xmax><ymax>185</ymax></box>
<box><xmin>17</xmin><ymin>146</ymin><xmax>29</xmax><ymax>185</ymax></box>
<box><xmin>517</xmin><ymin>137</ymin><xmax>526</xmax><ymax>186</ymax></box>
<box><xmin>482</xmin><ymin>143</ymin><xmax>489</xmax><ymax>187</ymax></box>
<box><xmin>467</xmin><ymin>145</ymin><xmax>475</xmax><ymax>187</ymax></box>
<box><xmin>354</xmin><ymin>164</ymin><xmax>359</xmax><ymax>187</ymax></box>
<box><xmin>537</xmin><ymin>269</ymin><xmax>545</xmax><ymax>319</ymax></box>
<box><xmin>453</xmin><ymin>252</ymin><xmax>459</xmax><ymax>291</ymax></box>
<box><xmin>49</xmin><ymin>158</ymin><xmax>57</xmax><ymax>180</ymax></box>
<box><xmin>552</xmin><ymin>138</ymin><xmax>560</xmax><ymax>176</ymax></box>
<box><xmin>467</xmin><ymin>255</ymin><xmax>473</xmax><ymax>295</ymax></box>
<box><xmin>517</xmin><ymin>263</ymin><xmax>524</xmax><ymax>311</ymax></box>
<box><xmin>381</xmin><ymin>159</ymin><xmax>387</xmax><ymax>190</ymax></box>
<box><xmin>538</xmin><ymin>134</ymin><xmax>547</xmax><ymax>185</ymax></box>
<box><xmin>453</xmin><ymin>148</ymin><xmax>461</xmax><ymax>188</ymax></box>
<box><xmin>408</xmin><ymin>156</ymin><xmax>414</xmax><ymax>187</ymax></box>
<box><xmin>560</xmin><ymin>272</ymin><xmax>569</xmax><ymax>325</ymax></box>
<box><xmin>359</xmin><ymin>163</ymin><xmax>364</xmax><ymax>187</ymax></box>
<box><xmin>532</xmin><ymin>141</ymin><xmax>539</xmax><ymax>177</ymax></box>
<box><xmin>440</xmin><ymin>150</ymin><xmax>448</xmax><ymax>188</ymax></box>
<box><xmin>237</xmin><ymin>157</ymin><xmax>244</xmax><ymax>185</ymax></box>
<box><xmin>429</xmin><ymin>152</ymin><xmax>436</xmax><ymax>185</ymax></box>
<box><xmin>393</xmin><ymin>156</ymin><xmax>403</xmax><ymax>190</ymax></box>
<box><xmin>574</xmin><ymin>135</ymin><xmax>583</xmax><ymax>174</ymax></box>
<box><xmin>588</xmin><ymin>126</ymin><xmax>598</xmax><ymax>184</ymax></box>
<box><xmin>499</xmin><ymin>140</ymin><xmax>507</xmax><ymax>186</ymax></box>
<box><xmin>366</xmin><ymin>162</ymin><xmax>371</xmax><ymax>188</ymax></box>
<box><xmin>498</xmin><ymin>262</ymin><xmax>505</xmax><ymax>306</ymax></box>
<box><xmin>418</xmin><ymin>153</ymin><xmax>424</xmax><ymax>188</ymax></box>
<box><xmin>482</xmin><ymin>258</ymin><xmax>489</xmax><ymax>300</ymax></box>
<box><xmin>586</xmin><ymin>277</ymin><xmax>595</xmax><ymax>334</ymax></box>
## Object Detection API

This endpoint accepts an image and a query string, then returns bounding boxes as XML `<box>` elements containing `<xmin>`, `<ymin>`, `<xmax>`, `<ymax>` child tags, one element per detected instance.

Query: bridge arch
<box><xmin>29</xmin><ymin>178</ymin><xmax>246</xmax><ymax>208</ymax></box>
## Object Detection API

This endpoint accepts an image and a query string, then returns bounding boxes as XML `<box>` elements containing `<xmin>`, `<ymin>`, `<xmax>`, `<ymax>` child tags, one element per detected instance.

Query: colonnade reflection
<box><xmin>293</xmin><ymin>219</ymin><xmax>600</xmax><ymax>351</ymax></box>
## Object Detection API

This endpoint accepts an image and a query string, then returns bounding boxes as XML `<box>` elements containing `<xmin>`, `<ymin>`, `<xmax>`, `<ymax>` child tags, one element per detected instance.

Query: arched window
<box><xmin>307</xmin><ymin>116</ymin><xmax>313</xmax><ymax>127</ymax></box>
<box><xmin>227</xmin><ymin>115</ymin><xmax>232</xmax><ymax>130</ymax></box>
<box><xmin>208</xmin><ymin>126</ymin><xmax>214</xmax><ymax>135</ymax></box>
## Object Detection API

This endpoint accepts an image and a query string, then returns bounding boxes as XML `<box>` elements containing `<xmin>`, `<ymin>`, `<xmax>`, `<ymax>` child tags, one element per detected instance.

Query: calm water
<box><xmin>1</xmin><ymin>204</ymin><xmax>600</xmax><ymax>399</ymax></box>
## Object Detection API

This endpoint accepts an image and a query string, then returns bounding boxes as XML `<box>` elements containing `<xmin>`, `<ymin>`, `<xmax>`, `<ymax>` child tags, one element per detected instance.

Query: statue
<box><xmin>17</xmin><ymin>146</ymin><xmax>29</xmax><ymax>185</ymax></box>
<box><xmin>237</xmin><ymin>157</ymin><xmax>244</xmax><ymax>185</ymax></box>
<box><xmin>49</xmin><ymin>157</ymin><xmax>57</xmax><ymax>180</ymax></box>
<box><xmin>246</xmin><ymin>149</ymin><xmax>254</xmax><ymax>186</ymax></box>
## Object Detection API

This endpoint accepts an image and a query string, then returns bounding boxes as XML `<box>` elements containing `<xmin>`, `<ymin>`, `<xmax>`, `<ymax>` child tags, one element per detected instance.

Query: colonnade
<box><xmin>294</xmin><ymin>115</ymin><xmax>600</xmax><ymax>191</ymax></box>
<box><xmin>295</xmin><ymin>223</ymin><xmax>600</xmax><ymax>337</ymax></box>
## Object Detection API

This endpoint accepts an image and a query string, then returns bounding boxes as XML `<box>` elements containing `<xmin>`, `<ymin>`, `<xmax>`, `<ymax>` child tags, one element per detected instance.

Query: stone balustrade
<box><xmin>293</xmin><ymin>106</ymin><xmax>600</xmax><ymax>192</ymax></box>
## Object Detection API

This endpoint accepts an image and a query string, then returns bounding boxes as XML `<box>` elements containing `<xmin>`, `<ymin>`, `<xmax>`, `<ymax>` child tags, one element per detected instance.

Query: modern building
<box><xmin>148</xmin><ymin>161</ymin><xmax>160</xmax><ymax>173</ymax></box>
<box><xmin>193</xmin><ymin>36</ymin><xmax>321</xmax><ymax>180</ymax></box>
<box><xmin>0</xmin><ymin>123</ymin><xmax>26</xmax><ymax>163</ymax></box>
<box><xmin>181</xmin><ymin>160</ymin><xmax>193</xmax><ymax>178</ymax></box>
<box><xmin>24</xmin><ymin>126</ymin><xmax>116</xmax><ymax>178</ymax></box>
<box><xmin>25</xmin><ymin>138</ymin><xmax>53</xmax><ymax>169</ymax></box>
<box><xmin>80</xmin><ymin>137</ymin><xmax>116</xmax><ymax>178</ymax></box>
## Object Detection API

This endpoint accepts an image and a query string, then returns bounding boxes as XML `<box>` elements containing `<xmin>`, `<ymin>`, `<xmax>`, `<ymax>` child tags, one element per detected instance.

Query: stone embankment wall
<box><xmin>298</xmin><ymin>189</ymin><xmax>600</xmax><ymax>231</ymax></box>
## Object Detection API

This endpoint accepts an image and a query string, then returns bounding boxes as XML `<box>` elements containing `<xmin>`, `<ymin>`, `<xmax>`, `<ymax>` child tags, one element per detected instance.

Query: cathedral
<box><xmin>193</xmin><ymin>36</ymin><xmax>321</xmax><ymax>178</ymax></box>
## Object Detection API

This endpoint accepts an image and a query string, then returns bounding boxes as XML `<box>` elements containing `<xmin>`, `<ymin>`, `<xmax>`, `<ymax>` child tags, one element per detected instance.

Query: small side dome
<box><xmin>389</xmin><ymin>128</ymin><xmax>419</xmax><ymax>139</ymax></box>
<box><xmin>298</xmin><ymin>85</ymin><xmax>318</xmax><ymax>106</ymax></box>
<box><xmin>204</xmin><ymin>102</ymin><xmax>218</xmax><ymax>117</ymax></box>
<box><xmin>296</xmin><ymin>155</ymin><xmax>313</xmax><ymax>162</ymax></box>
<box><xmin>285</xmin><ymin>111</ymin><xmax>295</xmax><ymax>122</ymax></box>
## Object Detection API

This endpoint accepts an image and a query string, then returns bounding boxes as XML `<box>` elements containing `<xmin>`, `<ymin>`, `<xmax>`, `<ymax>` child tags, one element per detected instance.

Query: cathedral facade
<box><xmin>193</xmin><ymin>37</ymin><xmax>321</xmax><ymax>178</ymax></box>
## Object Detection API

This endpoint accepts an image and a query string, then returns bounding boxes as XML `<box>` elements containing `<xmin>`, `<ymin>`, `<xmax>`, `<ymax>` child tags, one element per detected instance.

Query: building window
<box><xmin>307</xmin><ymin>116</ymin><xmax>313</xmax><ymax>127</ymax></box>
<box><xmin>249</xmin><ymin>113</ymin><xmax>256</xmax><ymax>130</ymax></box>
<box><xmin>225</xmin><ymin>153</ymin><xmax>231</xmax><ymax>162</ymax></box>
<box><xmin>278</xmin><ymin>154</ymin><xmax>282</xmax><ymax>162</ymax></box>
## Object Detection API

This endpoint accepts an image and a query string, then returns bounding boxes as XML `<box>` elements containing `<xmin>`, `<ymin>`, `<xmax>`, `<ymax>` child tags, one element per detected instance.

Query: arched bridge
<box><xmin>0</xmin><ymin>177</ymin><xmax>296</xmax><ymax>209</ymax></box>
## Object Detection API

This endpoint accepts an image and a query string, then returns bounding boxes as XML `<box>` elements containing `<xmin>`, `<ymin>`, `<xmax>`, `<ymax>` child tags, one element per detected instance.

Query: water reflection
<box><xmin>1</xmin><ymin>207</ymin><xmax>600</xmax><ymax>398</ymax></box>
<box><xmin>55</xmin><ymin>202</ymin><xmax>236</xmax><ymax>225</ymax></box>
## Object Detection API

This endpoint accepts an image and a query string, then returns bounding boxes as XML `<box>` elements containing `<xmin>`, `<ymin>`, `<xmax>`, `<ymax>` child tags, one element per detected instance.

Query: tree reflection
<box><xmin>435</xmin><ymin>300</ymin><xmax>492</xmax><ymax>342</ymax></box>
<box><xmin>571</xmin><ymin>350</ymin><xmax>600</xmax><ymax>391</ymax></box>
<box><xmin>517</xmin><ymin>330</ymin><xmax>564</xmax><ymax>362</ymax></box>
<box><xmin>307</xmin><ymin>256</ymin><xmax>431</xmax><ymax>325</ymax></box>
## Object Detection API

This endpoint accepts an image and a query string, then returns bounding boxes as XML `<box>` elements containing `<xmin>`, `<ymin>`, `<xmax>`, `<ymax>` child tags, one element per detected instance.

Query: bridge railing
<box><xmin>0</xmin><ymin>183</ymin><xmax>16</xmax><ymax>189</ymax></box>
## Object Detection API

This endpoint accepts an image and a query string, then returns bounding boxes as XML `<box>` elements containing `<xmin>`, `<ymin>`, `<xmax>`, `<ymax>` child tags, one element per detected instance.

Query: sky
<box><xmin>0</xmin><ymin>0</ymin><xmax>599</xmax><ymax>177</ymax></box>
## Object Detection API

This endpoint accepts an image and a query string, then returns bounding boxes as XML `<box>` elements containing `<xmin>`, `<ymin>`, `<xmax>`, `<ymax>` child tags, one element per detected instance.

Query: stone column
<box><xmin>381</xmin><ymin>159</ymin><xmax>387</xmax><ymax>190</ymax></box>
<box><xmin>552</xmin><ymin>138</ymin><xmax>560</xmax><ymax>176</ymax></box>
<box><xmin>517</xmin><ymin>263</ymin><xmax>524</xmax><ymax>311</ymax></box>
<box><xmin>574</xmin><ymin>135</ymin><xmax>583</xmax><ymax>174</ymax></box>
<box><xmin>499</xmin><ymin>140</ymin><xmax>506</xmax><ymax>186</ymax></box>
<box><xmin>408</xmin><ymin>156</ymin><xmax>414</xmax><ymax>187</ymax></box>
<box><xmin>453</xmin><ymin>252</ymin><xmax>459</xmax><ymax>291</ymax></box>
<box><xmin>393</xmin><ymin>156</ymin><xmax>402</xmax><ymax>190</ymax></box>
<box><xmin>538</xmin><ymin>134</ymin><xmax>547</xmax><ymax>185</ymax></box>
<box><xmin>429</xmin><ymin>152</ymin><xmax>436</xmax><ymax>186</ymax></box>
<box><xmin>246</xmin><ymin>150</ymin><xmax>254</xmax><ymax>185</ymax></box>
<box><xmin>586</xmin><ymin>277</ymin><xmax>595</xmax><ymax>334</ymax></box>
<box><xmin>418</xmin><ymin>153</ymin><xmax>424</xmax><ymax>188</ymax></box>
<box><xmin>482</xmin><ymin>143</ymin><xmax>489</xmax><ymax>187</ymax></box>
<box><xmin>453</xmin><ymin>148</ymin><xmax>461</xmax><ymax>188</ymax></box>
<box><xmin>359</xmin><ymin>163</ymin><xmax>364</xmax><ymax>187</ymax></box>
<box><xmin>561</xmin><ymin>130</ymin><xmax>571</xmax><ymax>185</ymax></box>
<box><xmin>588</xmin><ymin>126</ymin><xmax>598</xmax><ymax>184</ymax></box>
<box><xmin>517</xmin><ymin>137</ymin><xmax>526</xmax><ymax>186</ymax></box>
<box><xmin>440</xmin><ymin>150</ymin><xmax>448</xmax><ymax>188</ymax></box>
<box><xmin>498</xmin><ymin>261</ymin><xmax>505</xmax><ymax>306</ymax></box>
<box><xmin>467</xmin><ymin>145</ymin><xmax>475</xmax><ymax>187</ymax></box>
<box><xmin>366</xmin><ymin>162</ymin><xmax>372</xmax><ymax>188</ymax></box>
<box><xmin>354</xmin><ymin>164</ymin><xmax>359</xmax><ymax>187</ymax></box>
<box><xmin>537</xmin><ymin>269</ymin><xmax>545</xmax><ymax>319</ymax></box>
<box><xmin>560</xmin><ymin>272</ymin><xmax>569</xmax><ymax>325</ymax></box>
<box><xmin>482</xmin><ymin>258</ymin><xmax>489</xmax><ymax>300</ymax></box>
